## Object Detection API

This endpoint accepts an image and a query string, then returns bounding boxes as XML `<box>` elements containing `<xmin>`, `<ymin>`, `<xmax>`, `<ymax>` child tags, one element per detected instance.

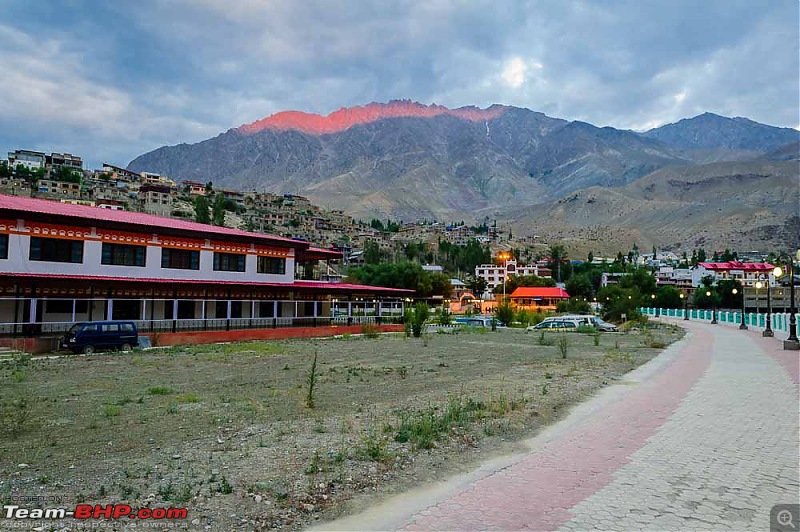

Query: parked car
<box><xmin>62</xmin><ymin>321</ymin><xmax>138</xmax><ymax>354</ymax></box>
<box><xmin>528</xmin><ymin>320</ymin><xmax>578</xmax><ymax>331</ymax></box>
<box><xmin>594</xmin><ymin>318</ymin><xmax>619</xmax><ymax>332</ymax></box>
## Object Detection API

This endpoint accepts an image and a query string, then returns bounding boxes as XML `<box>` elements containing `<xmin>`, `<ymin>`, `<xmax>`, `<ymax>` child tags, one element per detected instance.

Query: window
<box><xmin>0</xmin><ymin>234</ymin><xmax>7</xmax><ymax>259</ymax></box>
<box><xmin>120</xmin><ymin>323</ymin><xmax>135</xmax><ymax>332</ymax></box>
<box><xmin>45</xmin><ymin>300</ymin><xmax>73</xmax><ymax>313</ymax></box>
<box><xmin>257</xmin><ymin>256</ymin><xmax>286</xmax><ymax>275</ymax></box>
<box><xmin>161</xmin><ymin>248</ymin><xmax>200</xmax><ymax>270</ymax></box>
<box><xmin>30</xmin><ymin>237</ymin><xmax>83</xmax><ymax>263</ymax></box>
<box><xmin>101</xmin><ymin>323</ymin><xmax>119</xmax><ymax>333</ymax></box>
<box><xmin>101</xmin><ymin>243</ymin><xmax>146</xmax><ymax>267</ymax></box>
<box><xmin>213</xmin><ymin>252</ymin><xmax>246</xmax><ymax>272</ymax></box>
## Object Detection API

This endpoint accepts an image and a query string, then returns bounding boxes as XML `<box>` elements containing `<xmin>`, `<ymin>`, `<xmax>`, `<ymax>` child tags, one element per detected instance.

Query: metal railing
<box><xmin>640</xmin><ymin>307</ymin><xmax>796</xmax><ymax>335</ymax></box>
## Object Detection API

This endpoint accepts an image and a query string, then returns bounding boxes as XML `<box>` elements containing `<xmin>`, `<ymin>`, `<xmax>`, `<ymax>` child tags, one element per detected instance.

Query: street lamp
<box><xmin>680</xmin><ymin>292</ymin><xmax>688</xmax><ymax>320</ymax></box>
<box><xmin>650</xmin><ymin>293</ymin><xmax>656</xmax><ymax>317</ymax></box>
<box><xmin>706</xmin><ymin>289</ymin><xmax>717</xmax><ymax>324</ymax></box>
<box><xmin>761</xmin><ymin>274</ymin><xmax>773</xmax><ymax>337</ymax></box>
<box><xmin>733</xmin><ymin>288</ymin><xmax>746</xmax><ymax>330</ymax></box>
<box><xmin>774</xmin><ymin>252</ymin><xmax>799</xmax><ymax>350</ymax></box>
<box><xmin>755</xmin><ymin>280</ymin><xmax>762</xmax><ymax>324</ymax></box>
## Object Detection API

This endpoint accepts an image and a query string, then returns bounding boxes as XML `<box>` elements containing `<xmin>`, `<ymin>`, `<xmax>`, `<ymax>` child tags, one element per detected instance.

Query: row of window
<box><xmin>17</xmin><ymin>236</ymin><xmax>287</xmax><ymax>274</ymax></box>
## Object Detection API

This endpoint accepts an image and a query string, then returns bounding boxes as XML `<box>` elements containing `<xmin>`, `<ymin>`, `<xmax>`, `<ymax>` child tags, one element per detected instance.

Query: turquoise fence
<box><xmin>640</xmin><ymin>307</ymin><xmax>796</xmax><ymax>334</ymax></box>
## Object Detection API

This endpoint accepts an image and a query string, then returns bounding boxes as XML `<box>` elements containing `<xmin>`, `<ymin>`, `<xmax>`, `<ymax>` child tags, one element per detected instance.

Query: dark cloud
<box><xmin>0</xmin><ymin>0</ymin><xmax>796</xmax><ymax>168</ymax></box>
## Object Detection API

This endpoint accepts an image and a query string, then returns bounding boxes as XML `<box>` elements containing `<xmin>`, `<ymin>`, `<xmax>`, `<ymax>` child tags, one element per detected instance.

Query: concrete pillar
<box><xmin>71</xmin><ymin>299</ymin><xmax>77</xmax><ymax>323</ymax></box>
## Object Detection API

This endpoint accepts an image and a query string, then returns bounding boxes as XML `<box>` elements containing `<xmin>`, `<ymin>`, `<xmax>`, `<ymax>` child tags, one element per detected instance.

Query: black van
<box><xmin>62</xmin><ymin>321</ymin><xmax>138</xmax><ymax>354</ymax></box>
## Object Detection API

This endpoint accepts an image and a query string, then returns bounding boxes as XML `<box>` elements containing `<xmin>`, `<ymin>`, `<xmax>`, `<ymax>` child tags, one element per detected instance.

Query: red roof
<box><xmin>0</xmin><ymin>194</ymin><xmax>303</xmax><ymax>248</ymax></box>
<box><xmin>0</xmin><ymin>272</ymin><xmax>413</xmax><ymax>294</ymax></box>
<box><xmin>698</xmin><ymin>261</ymin><xmax>775</xmax><ymax>272</ymax></box>
<box><xmin>509</xmin><ymin>287</ymin><xmax>570</xmax><ymax>299</ymax></box>
<box><xmin>297</xmin><ymin>246</ymin><xmax>344</xmax><ymax>260</ymax></box>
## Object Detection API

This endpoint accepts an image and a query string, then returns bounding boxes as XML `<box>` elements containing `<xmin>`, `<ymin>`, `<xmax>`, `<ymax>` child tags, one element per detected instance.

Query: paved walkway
<box><xmin>316</xmin><ymin>321</ymin><xmax>799</xmax><ymax>531</ymax></box>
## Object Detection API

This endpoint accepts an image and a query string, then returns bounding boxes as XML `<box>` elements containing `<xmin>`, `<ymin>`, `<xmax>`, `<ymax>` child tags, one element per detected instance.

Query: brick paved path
<box><xmin>317</xmin><ymin>321</ymin><xmax>799</xmax><ymax>531</ymax></box>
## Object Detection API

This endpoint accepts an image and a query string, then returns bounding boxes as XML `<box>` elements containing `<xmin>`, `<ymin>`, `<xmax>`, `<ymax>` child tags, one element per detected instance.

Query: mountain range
<box><xmin>128</xmin><ymin>100</ymin><xmax>800</xmax><ymax>252</ymax></box>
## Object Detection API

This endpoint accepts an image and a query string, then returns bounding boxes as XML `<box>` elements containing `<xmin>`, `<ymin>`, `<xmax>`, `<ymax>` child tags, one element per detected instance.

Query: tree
<box><xmin>466</xmin><ymin>276</ymin><xmax>488</xmax><ymax>297</ymax></box>
<box><xmin>363</xmin><ymin>241</ymin><xmax>383</xmax><ymax>265</ymax></box>
<box><xmin>194</xmin><ymin>195</ymin><xmax>210</xmax><ymax>224</ymax></box>
<box><xmin>494</xmin><ymin>302</ymin><xmax>514</xmax><ymax>326</ymax></box>
<box><xmin>655</xmin><ymin>286</ymin><xmax>684</xmax><ymax>309</ymax></box>
<box><xmin>547</xmin><ymin>244</ymin><xmax>567</xmax><ymax>282</ymax></box>
<box><xmin>212</xmin><ymin>193</ymin><xmax>226</xmax><ymax>226</ymax></box>
<box><xmin>51</xmin><ymin>165</ymin><xmax>82</xmax><ymax>183</ymax></box>
<box><xmin>597</xmin><ymin>285</ymin><xmax>642</xmax><ymax>322</ymax></box>
<box><xmin>0</xmin><ymin>162</ymin><xmax>11</xmax><ymax>179</ymax></box>
<box><xmin>565</xmin><ymin>273</ymin><xmax>593</xmax><ymax>299</ymax></box>
<box><xmin>619</xmin><ymin>267</ymin><xmax>657</xmax><ymax>296</ymax></box>
<box><xmin>556</xmin><ymin>299</ymin><xmax>592</xmax><ymax>314</ymax></box>
<box><xmin>205</xmin><ymin>181</ymin><xmax>213</xmax><ymax>195</ymax></box>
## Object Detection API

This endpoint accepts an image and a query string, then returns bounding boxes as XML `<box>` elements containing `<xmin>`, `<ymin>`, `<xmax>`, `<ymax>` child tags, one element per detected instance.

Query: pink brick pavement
<box><xmin>403</xmin><ymin>327</ymin><xmax>715</xmax><ymax>531</ymax></box>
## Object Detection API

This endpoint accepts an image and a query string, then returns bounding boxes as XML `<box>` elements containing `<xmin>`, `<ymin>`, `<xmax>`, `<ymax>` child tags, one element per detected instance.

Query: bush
<box><xmin>515</xmin><ymin>309</ymin><xmax>532</xmax><ymax>327</ymax></box>
<box><xmin>556</xmin><ymin>299</ymin><xmax>592</xmax><ymax>314</ymax></box>
<box><xmin>411</xmin><ymin>302</ymin><xmax>430</xmax><ymax>338</ymax></box>
<box><xmin>361</xmin><ymin>324</ymin><xmax>380</xmax><ymax>338</ymax></box>
<box><xmin>494</xmin><ymin>303</ymin><xmax>514</xmax><ymax>326</ymax></box>
<box><xmin>436</xmin><ymin>308</ymin><xmax>452</xmax><ymax>326</ymax></box>
<box><xmin>575</xmin><ymin>325</ymin><xmax>597</xmax><ymax>334</ymax></box>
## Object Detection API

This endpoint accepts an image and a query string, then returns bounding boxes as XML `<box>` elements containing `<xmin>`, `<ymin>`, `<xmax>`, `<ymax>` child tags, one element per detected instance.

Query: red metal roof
<box><xmin>0</xmin><ymin>272</ymin><xmax>413</xmax><ymax>294</ymax></box>
<box><xmin>509</xmin><ymin>287</ymin><xmax>570</xmax><ymax>299</ymax></box>
<box><xmin>698</xmin><ymin>261</ymin><xmax>775</xmax><ymax>271</ymax></box>
<box><xmin>297</xmin><ymin>246</ymin><xmax>344</xmax><ymax>260</ymax></box>
<box><xmin>0</xmin><ymin>194</ymin><xmax>304</xmax><ymax>248</ymax></box>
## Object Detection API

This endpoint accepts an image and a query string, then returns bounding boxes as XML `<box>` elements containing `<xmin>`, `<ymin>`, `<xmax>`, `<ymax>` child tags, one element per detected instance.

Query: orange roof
<box><xmin>509</xmin><ymin>287</ymin><xmax>570</xmax><ymax>299</ymax></box>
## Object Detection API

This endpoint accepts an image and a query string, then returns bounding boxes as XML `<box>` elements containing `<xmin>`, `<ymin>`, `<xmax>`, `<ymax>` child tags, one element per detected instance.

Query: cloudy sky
<box><xmin>1</xmin><ymin>0</ymin><xmax>797</xmax><ymax>168</ymax></box>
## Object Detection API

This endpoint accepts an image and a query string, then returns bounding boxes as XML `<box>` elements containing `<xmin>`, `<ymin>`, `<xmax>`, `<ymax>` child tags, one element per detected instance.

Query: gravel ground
<box><xmin>0</xmin><ymin>324</ymin><xmax>683</xmax><ymax>531</ymax></box>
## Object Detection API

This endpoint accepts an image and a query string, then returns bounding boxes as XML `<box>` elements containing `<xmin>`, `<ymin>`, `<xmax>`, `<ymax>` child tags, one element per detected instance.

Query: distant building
<box><xmin>692</xmin><ymin>261</ymin><xmax>776</xmax><ymax>288</ymax></box>
<box><xmin>508</xmin><ymin>287</ymin><xmax>570</xmax><ymax>311</ymax></box>
<box><xmin>476</xmin><ymin>260</ymin><xmax>551</xmax><ymax>290</ymax></box>
<box><xmin>138</xmin><ymin>184</ymin><xmax>173</xmax><ymax>215</ymax></box>
<box><xmin>7</xmin><ymin>150</ymin><xmax>46</xmax><ymax>170</ymax></box>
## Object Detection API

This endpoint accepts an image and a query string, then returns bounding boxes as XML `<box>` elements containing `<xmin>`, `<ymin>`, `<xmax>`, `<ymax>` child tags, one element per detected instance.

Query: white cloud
<box><xmin>501</xmin><ymin>57</ymin><xmax>527</xmax><ymax>89</ymax></box>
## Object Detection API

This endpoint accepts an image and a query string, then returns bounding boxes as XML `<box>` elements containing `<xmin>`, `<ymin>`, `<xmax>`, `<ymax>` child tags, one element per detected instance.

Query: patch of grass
<box><xmin>361</xmin><ymin>324</ymin><xmax>380</xmax><ymax>339</ymax></box>
<box><xmin>218</xmin><ymin>476</ymin><xmax>233</xmax><ymax>494</ymax></box>
<box><xmin>103</xmin><ymin>405</ymin><xmax>122</xmax><ymax>418</ymax></box>
<box><xmin>147</xmin><ymin>386</ymin><xmax>174</xmax><ymax>395</ymax></box>
<box><xmin>576</xmin><ymin>325</ymin><xmax>597</xmax><ymax>334</ymax></box>
<box><xmin>175</xmin><ymin>392</ymin><xmax>200</xmax><ymax>404</ymax></box>
<box><xmin>11</xmin><ymin>370</ymin><xmax>28</xmax><ymax>383</ymax></box>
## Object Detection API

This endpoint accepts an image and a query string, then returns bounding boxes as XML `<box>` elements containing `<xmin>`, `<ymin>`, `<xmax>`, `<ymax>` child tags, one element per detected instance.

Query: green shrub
<box><xmin>411</xmin><ymin>303</ymin><xmax>430</xmax><ymax>338</ymax></box>
<box><xmin>557</xmin><ymin>336</ymin><xmax>569</xmax><ymax>359</ymax></box>
<box><xmin>494</xmin><ymin>303</ymin><xmax>514</xmax><ymax>326</ymax></box>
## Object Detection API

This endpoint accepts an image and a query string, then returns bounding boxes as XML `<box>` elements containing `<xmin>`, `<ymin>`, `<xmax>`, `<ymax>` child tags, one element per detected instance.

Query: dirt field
<box><xmin>0</xmin><ymin>324</ymin><xmax>683</xmax><ymax>530</ymax></box>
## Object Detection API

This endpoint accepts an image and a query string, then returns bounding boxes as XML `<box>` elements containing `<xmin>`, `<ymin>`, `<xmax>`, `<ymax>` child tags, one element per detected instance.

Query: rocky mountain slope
<box><xmin>644</xmin><ymin>112</ymin><xmax>799</xmax><ymax>152</ymax></box>
<box><xmin>128</xmin><ymin>101</ymin><xmax>798</xmax><ymax>249</ymax></box>
<box><xmin>512</xmin><ymin>159</ymin><xmax>799</xmax><ymax>255</ymax></box>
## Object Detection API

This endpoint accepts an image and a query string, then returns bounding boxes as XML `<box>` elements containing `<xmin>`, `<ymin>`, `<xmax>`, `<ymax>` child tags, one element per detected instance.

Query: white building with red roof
<box><xmin>691</xmin><ymin>261</ymin><xmax>776</xmax><ymax>288</ymax></box>
<box><xmin>0</xmin><ymin>194</ymin><xmax>411</xmax><ymax>345</ymax></box>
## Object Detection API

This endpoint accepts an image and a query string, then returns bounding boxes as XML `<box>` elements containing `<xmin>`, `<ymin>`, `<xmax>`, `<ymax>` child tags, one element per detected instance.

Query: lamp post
<box><xmin>651</xmin><ymin>293</ymin><xmax>656</xmax><ymax>317</ymax></box>
<box><xmin>733</xmin><ymin>287</ymin><xmax>746</xmax><ymax>330</ymax></box>
<box><xmin>680</xmin><ymin>292</ymin><xmax>687</xmax><ymax>320</ymax></box>
<box><xmin>755</xmin><ymin>280</ymin><xmax>762</xmax><ymax>327</ymax></box>
<box><xmin>774</xmin><ymin>252</ymin><xmax>799</xmax><ymax>350</ymax></box>
<box><xmin>706</xmin><ymin>289</ymin><xmax>717</xmax><ymax>324</ymax></box>
<box><xmin>762</xmin><ymin>274</ymin><xmax>773</xmax><ymax>337</ymax></box>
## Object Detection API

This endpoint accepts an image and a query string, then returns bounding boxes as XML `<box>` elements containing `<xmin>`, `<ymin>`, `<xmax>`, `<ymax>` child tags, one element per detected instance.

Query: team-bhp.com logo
<box><xmin>4</xmin><ymin>504</ymin><xmax>188</xmax><ymax>520</ymax></box>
